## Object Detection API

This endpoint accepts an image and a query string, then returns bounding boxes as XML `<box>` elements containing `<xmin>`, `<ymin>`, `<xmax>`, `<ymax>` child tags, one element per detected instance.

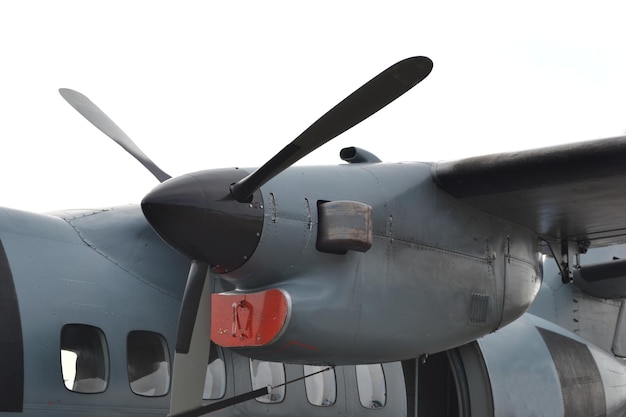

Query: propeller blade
<box><xmin>169</xmin><ymin>261</ymin><xmax>212</xmax><ymax>415</ymax></box>
<box><xmin>175</xmin><ymin>261</ymin><xmax>209</xmax><ymax>354</ymax></box>
<box><xmin>59</xmin><ymin>88</ymin><xmax>171</xmax><ymax>183</ymax></box>
<box><xmin>229</xmin><ymin>56</ymin><xmax>433</xmax><ymax>202</ymax></box>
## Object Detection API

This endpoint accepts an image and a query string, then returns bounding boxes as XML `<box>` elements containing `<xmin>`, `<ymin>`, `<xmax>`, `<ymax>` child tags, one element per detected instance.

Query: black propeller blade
<box><xmin>176</xmin><ymin>261</ymin><xmax>209</xmax><ymax>354</ymax></box>
<box><xmin>59</xmin><ymin>88</ymin><xmax>171</xmax><ymax>183</ymax></box>
<box><xmin>229</xmin><ymin>56</ymin><xmax>433</xmax><ymax>202</ymax></box>
<box><xmin>169</xmin><ymin>261</ymin><xmax>214</xmax><ymax>416</ymax></box>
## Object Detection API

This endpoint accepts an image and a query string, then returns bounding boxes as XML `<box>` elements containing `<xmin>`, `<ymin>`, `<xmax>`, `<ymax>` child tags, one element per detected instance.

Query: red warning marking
<box><xmin>211</xmin><ymin>289</ymin><xmax>289</xmax><ymax>347</ymax></box>
<box><xmin>274</xmin><ymin>339</ymin><xmax>319</xmax><ymax>352</ymax></box>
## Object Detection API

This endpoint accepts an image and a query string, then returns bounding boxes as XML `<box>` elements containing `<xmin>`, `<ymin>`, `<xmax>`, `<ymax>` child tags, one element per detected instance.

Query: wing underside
<box><xmin>433</xmin><ymin>136</ymin><xmax>626</xmax><ymax>250</ymax></box>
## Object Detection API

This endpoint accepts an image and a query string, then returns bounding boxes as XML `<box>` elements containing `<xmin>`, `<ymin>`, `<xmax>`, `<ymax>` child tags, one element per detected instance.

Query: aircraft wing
<box><xmin>433</xmin><ymin>136</ymin><xmax>626</xmax><ymax>249</ymax></box>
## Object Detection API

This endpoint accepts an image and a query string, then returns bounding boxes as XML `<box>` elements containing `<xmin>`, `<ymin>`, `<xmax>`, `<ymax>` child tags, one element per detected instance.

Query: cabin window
<box><xmin>304</xmin><ymin>365</ymin><xmax>336</xmax><ymax>406</ymax></box>
<box><xmin>203</xmin><ymin>343</ymin><xmax>226</xmax><ymax>400</ymax></box>
<box><xmin>127</xmin><ymin>331</ymin><xmax>170</xmax><ymax>396</ymax></box>
<box><xmin>356</xmin><ymin>364</ymin><xmax>387</xmax><ymax>409</ymax></box>
<box><xmin>60</xmin><ymin>324</ymin><xmax>109</xmax><ymax>393</ymax></box>
<box><xmin>249</xmin><ymin>359</ymin><xmax>285</xmax><ymax>403</ymax></box>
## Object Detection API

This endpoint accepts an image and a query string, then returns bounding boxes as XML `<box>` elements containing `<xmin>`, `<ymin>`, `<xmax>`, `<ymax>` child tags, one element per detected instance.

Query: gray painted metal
<box><xmin>12</xmin><ymin>58</ymin><xmax>626</xmax><ymax>415</ymax></box>
<box><xmin>434</xmin><ymin>136</ymin><xmax>626</xmax><ymax>248</ymax></box>
<box><xmin>613</xmin><ymin>303</ymin><xmax>626</xmax><ymax>357</ymax></box>
<box><xmin>479</xmin><ymin>315</ymin><xmax>565</xmax><ymax>417</ymax></box>
<box><xmin>0</xmin><ymin>239</ymin><xmax>23</xmax><ymax>412</ymax></box>
<box><xmin>225</xmin><ymin>162</ymin><xmax>541</xmax><ymax>364</ymax></box>
<box><xmin>539</xmin><ymin>327</ymin><xmax>605</xmax><ymax>417</ymax></box>
<box><xmin>0</xmin><ymin>206</ymin><xmax>186</xmax><ymax>416</ymax></box>
<box><xmin>0</xmin><ymin>204</ymin><xmax>412</xmax><ymax>416</ymax></box>
<box><xmin>531</xmin><ymin>246</ymin><xmax>626</xmax><ymax>354</ymax></box>
<box><xmin>477</xmin><ymin>313</ymin><xmax>626</xmax><ymax>417</ymax></box>
<box><xmin>3</xmin><ymin>175</ymin><xmax>626</xmax><ymax>416</ymax></box>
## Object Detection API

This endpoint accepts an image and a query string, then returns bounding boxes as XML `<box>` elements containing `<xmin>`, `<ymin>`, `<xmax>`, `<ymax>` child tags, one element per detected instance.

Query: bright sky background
<box><xmin>1</xmin><ymin>1</ymin><xmax>626</xmax><ymax>212</ymax></box>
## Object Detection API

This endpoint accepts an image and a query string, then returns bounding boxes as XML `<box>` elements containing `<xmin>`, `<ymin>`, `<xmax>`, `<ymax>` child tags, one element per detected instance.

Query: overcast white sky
<box><xmin>1</xmin><ymin>1</ymin><xmax>626</xmax><ymax>212</ymax></box>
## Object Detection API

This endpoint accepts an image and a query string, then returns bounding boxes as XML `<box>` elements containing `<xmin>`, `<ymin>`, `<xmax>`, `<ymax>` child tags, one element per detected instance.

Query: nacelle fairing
<box><xmin>204</xmin><ymin>161</ymin><xmax>542</xmax><ymax>364</ymax></box>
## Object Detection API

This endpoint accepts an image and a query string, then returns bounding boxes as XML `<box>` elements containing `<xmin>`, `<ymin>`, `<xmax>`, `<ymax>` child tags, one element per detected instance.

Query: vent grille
<box><xmin>470</xmin><ymin>293</ymin><xmax>490</xmax><ymax>325</ymax></box>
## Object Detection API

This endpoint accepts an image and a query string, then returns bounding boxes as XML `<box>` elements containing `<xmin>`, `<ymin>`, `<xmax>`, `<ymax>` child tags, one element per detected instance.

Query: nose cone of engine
<box><xmin>141</xmin><ymin>169</ymin><xmax>264</xmax><ymax>273</ymax></box>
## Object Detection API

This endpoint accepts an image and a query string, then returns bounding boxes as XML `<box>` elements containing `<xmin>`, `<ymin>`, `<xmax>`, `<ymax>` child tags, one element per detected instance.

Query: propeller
<box><xmin>143</xmin><ymin>57</ymin><xmax>432</xmax><ymax>415</ymax></box>
<box><xmin>59</xmin><ymin>88</ymin><xmax>171</xmax><ymax>183</ymax></box>
<box><xmin>140</xmin><ymin>56</ymin><xmax>433</xmax><ymax>272</ymax></box>
<box><xmin>59</xmin><ymin>56</ymin><xmax>433</xmax><ymax>416</ymax></box>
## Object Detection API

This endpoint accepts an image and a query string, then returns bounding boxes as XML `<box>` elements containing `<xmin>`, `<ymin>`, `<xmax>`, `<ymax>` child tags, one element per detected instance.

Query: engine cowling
<box><xmin>424</xmin><ymin>313</ymin><xmax>626</xmax><ymax>417</ymax></box>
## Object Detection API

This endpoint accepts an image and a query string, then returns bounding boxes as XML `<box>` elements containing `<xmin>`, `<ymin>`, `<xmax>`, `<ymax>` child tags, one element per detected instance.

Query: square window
<box><xmin>304</xmin><ymin>365</ymin><xmax>336</xmax><ymax>406</ymax></box>
<box><xmin>356</xmin><ymin>364</ymin><xmax>386</xmax><ymax>409</ymax></box>
<box><xmin>127</xmin><ymin>331</ymin><xmax>170</xmax><ymax>396</ymax></box>
<box><xmin>203</xmin><ymin>343</ymin><xmax>226</xmax><ymax>400</ymax></box>
<box><xmin>61</xmin><ymin>324</ymin><xmax>109</xmax><ymax>394</ymax></box>
<box><xmin>250</xmin><ymin>359</ymin><xmax>285</xmax><ymax>403</ymax></box>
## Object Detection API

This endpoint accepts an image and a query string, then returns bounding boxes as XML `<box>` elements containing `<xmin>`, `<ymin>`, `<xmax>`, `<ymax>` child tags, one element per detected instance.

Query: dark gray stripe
<box><xmin>0</xmin><ymin>239</ymin><xmax>23</xmax><ymax>411</ymax></box>
<box><xmin>538</xmin><ymin>328</ymin><xmax>605</xmax><ymax>417</ymax></box>
<box><xmin>434</xmin><ymin>136</ymin><xmax>626</xmax><ymax>198</ymax></box>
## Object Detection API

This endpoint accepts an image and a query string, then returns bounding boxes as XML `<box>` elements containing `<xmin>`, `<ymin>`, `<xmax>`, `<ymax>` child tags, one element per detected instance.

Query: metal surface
<box><xmin>0</xmin><ymin>206</ymin><xmax>186</xmax><ymax>415</ymax></box>
<box><xmin>142</xmin><ymin>169</ymin><xmax>264</xmax><ymax>273</ymax></box>
<box><xmin>0</xmin><ymin>239</ymin><xmax>23</xmax><ymax>412</ymax></box>
<box><xmin>9</xmin><ymin>56</ymin><xmax>626</xmax><ymax>415</ymax></box>
<box><xmin>539</xmin><ymin>327</ymin><xmax>605</xmax><ymax>417</ymax></box>
<box><xmin>434</xmin><ymin>136</ymin><xmax>626</xmax><ymax>247</ymax></box>
<box><xmin>221</xmin><ymin>162</ymin><xmax>541</xmax><ymax>364</ymax></box>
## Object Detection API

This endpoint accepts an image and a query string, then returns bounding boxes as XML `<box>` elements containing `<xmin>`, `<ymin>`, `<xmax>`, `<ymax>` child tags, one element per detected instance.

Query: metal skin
<box><xmin>0</xmin><ymin>206</ymin><xmax>188</xmax><ymax>416</ymax></box>
<box><xmin>143</xmin><ymin>160</ymin><xmax>542</xmax><ymax>364</ymax></box>
<box><xmin>477</xmin><ymin>314</ymin><xmax>626</xmax><ymax>417</ymax></box>
<box><xmin>427</xmin><ymin>313</ymin><xmax>626</xmax><ymax>417</ymax></box>
<box><xmin>10</xmin><ymin>57</ymin><xmax>626</xmax><ymax>415</ymax></box>
<box><xmin>4</xmin><ymin>202</ymin><xmax>626</xmax><ymax>416</ymax></box>
<box><xmin>3</xmin><ymin>201</ymin><xmax>623</xmax><ymax>417</ymax></box>
<box><xmin>0</xmin><ymin>205</ymin><xmax>413</xmax><ymax>416</ymax></box>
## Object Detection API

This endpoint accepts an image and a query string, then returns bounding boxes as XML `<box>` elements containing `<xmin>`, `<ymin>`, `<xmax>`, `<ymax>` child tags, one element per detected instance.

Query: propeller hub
<box><xmin>141</xmin><ymin>169</ymin><xmax>264</xmax><ymax>273</ymax></box>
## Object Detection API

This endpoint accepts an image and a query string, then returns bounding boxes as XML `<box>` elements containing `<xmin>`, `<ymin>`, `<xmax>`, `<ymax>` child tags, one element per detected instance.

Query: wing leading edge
<box><xmin>433</xmin><ymin>136</ymin><xmax>626</xmax><ymax>249</ymax></box>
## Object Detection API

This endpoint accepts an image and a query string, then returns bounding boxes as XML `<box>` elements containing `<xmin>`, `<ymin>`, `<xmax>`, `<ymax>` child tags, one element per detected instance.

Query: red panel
<box><xmin>211</xmin><ymin>289</ymin><xmax>289</xmax><ymax>347</ymax></box>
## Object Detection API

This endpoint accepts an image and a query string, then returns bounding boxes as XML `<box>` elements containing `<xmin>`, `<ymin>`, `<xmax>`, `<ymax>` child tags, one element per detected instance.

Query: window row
<box><xmin>60</xmin><ymin>325</ymin><xmax>173</xmax><ymax>396</ymax></box>
<box><xmin>249</xmin><ymin>360</ymin><xmax>386</xmax><ymax>409</ymax></box>
<box><xmin>60</xmin><ymin>324</ymin><xmax>387</xmax><ymax>409</ymax></box>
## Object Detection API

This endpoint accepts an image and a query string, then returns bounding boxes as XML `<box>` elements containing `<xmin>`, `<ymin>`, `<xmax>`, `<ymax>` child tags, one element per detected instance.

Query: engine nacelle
<box><xmin>211</xmin><ymin>163</ymin><xmax>542</xmax><ymax>364</ymax></box>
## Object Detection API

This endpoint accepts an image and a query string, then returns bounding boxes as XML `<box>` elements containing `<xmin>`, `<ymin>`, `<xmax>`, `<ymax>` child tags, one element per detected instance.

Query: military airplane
<box><xmin>3</xmin><ymin>56</ymin><xmax>626</xmax><ymax>416</ymax></box>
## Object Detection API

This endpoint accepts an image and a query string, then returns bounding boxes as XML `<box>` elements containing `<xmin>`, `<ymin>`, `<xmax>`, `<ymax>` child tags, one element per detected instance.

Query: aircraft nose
<box><xmin>141</xmin><ymin>169</ymin><xmax>264</xmax><ymax>273</ymax></box>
